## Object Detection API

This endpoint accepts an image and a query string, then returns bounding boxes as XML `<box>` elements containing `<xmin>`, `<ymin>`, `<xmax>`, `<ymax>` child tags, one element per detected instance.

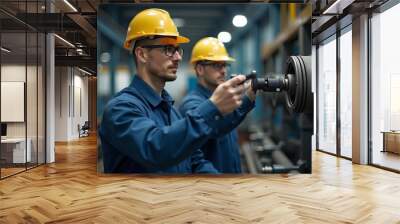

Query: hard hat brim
<box><xmin>191</xmin><ymin>56</ymin><xmax>236</xmax><ymax>64</ymax></box>
<box><xmin>124</xmin><ymin>34</ymin><xmax>190</xmax><ymax>50</ymax></box>
<box><xmin>176</xmin><ymin>35</ymin><xmax>190</xmax><ymax>44</ymax></box>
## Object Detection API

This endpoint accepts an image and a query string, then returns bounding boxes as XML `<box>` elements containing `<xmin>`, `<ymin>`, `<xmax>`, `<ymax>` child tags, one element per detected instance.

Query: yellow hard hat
<box><xmin>124</xmin><ymin>8</ymin><xmax>190</xmax><ymax>50</ymax></box>
<box><xmin>190</xmin><ymin>37</ymin><xmax>235</xmax><ymax>64</ymax></box>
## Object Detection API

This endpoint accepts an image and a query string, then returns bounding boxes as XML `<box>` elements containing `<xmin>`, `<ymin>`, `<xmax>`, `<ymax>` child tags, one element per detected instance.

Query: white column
<box><xmin>46</xmin><ymin>1</ymin><xmax>55</xmax><ymax>163</ymax></box>
<box><xmin>352</xmin><ymin>14</ymin><xmax>369</xmax><ymax>164</ymax></box>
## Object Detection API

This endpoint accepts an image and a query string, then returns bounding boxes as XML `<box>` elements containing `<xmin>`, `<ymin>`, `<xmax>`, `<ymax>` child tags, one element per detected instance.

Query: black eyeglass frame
<box><xmin>198</xmin><ymin>61</ymin><xmax>231</xmax><ymax>70</ymax></box>
<box><xmin>140</xmin><ymin>45</ymin><xmax>184</xmax><ymax>57</ymax></box>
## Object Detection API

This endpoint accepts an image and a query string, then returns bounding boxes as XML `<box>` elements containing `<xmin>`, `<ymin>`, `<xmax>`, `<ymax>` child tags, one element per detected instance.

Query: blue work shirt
<box><xmin>179</xmin><ymin>83</ymin><xmax>255</xmax><ymax>173</ymax></box>
<box><xmin>99</xmin><ymin>75</ymin><xmax>221</xmax><ymax>174</ymax></box>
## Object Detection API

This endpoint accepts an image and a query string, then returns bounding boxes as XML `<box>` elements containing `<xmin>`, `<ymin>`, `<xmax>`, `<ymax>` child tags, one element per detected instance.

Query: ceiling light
<box><xmin>100</xmin><ymin>52</ymin><xmax>111</xmax><ymax>63</ymax></box>
<box><xmin>78</xmin><ymin>67</ymin><xmax>92</xmax><ymax>76</ymax></box>
<box><xmin>1</xmin><ymin>47</ymin><xmax>11</xmax><ymax>53</ymax></box>
<box><xmin>54</xmin><ymin>34</ymin><xmax>75</xmax><ymax>48</ymax></box>
<box><xmin>232</xmin><ymin>15</ymin><xmax>247</xmax><ymax>27</ymax></box>
<box><xmin>63</xmin><ymin>0</ymin><xmax>78</xmax><ymax>12</ymax></box>
<box><xmin>322</xmin><ymin>0</ymin><xmax>355</xmax><ymax>15</ymax></box>
<box><xmin>218</xmin><ymin>31</ymin><xmax>232</xmax><ymax>43</ymax></box>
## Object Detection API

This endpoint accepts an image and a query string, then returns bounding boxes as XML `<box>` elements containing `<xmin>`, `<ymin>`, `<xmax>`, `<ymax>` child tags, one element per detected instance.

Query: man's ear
<box><xmin>135</xmin><ymin>47</ymin><xmax>148</xmax><ymax>64</ymax></box>
<box><xmin>195</xmin><ymin>64</ymin><xmax>204</xmax><ymax>77</ymax></box>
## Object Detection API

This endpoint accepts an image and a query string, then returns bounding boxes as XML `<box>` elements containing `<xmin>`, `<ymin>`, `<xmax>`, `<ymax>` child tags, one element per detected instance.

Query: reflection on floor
<box><xmin>373</xmin><ymin>150</ymin><xmax>400</xmax><ymax>171</ymax></box>
<box><xmin>0</xmin><ymin>163</ymin><xmax>41</xmax><ymax>178</ymax></box>
<box><xmin>0</xmin><ymin>167</ymin><xmax>25</xmax><ymax>177</ymax></box>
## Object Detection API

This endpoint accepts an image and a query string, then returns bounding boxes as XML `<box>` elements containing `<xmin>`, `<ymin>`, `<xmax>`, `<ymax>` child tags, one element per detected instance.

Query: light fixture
<box><xmin>218</xmin><ymin>31</ymin><xmax>232</xmax><ymax>43</ymax></box>
<box><xmin>75</xmin><ymin>42</ymin><xmax>85</xmax><ymax>48</ymax></box>
<box><xmin>322</xmin><ymin>0</ymin><xmax>354</xmax><ymax>15</ymax></box>
<box><xmin>54</xmin><ymin>34</ymin><xmax>75</xmax><ymax>48</ymax></box>
<box><xmin>172</xmin><ymin>18</ymin><xmax>185</xmax><ymax>27</ymax></box>
<box><xmin>100</xmin><ymin>52</ymin><xmax>111</xmax><ymax>63</ymax></box>
<box><xmin>1</xmin><ymin>47</ymin><xmax>11</xmax><ymax>53</ymax></box>
<box><xmin>232</xmin><ymin>15</ymin><xmax>247</xmax><ymax>27</ymax></box>
<box><xmin>63</xmin><ymin>0</ymin><xmax>78</xmax><ymax>12</ymax></box>
<box><xmin>78</xmin><ymin>67</ymin><xmax>92</xmax><ymax>76</ymax></box>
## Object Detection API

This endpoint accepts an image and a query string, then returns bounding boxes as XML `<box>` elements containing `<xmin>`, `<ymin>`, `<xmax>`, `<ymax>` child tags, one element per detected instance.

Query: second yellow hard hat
<box><xmin>190</xmin><ymin>37</ymin><xmax>235</xmax><ymax>64</ymax></box>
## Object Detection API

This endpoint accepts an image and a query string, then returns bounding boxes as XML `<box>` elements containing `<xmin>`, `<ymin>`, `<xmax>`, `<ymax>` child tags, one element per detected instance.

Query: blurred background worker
<box><xmin>99</xmin><ymin>9</ymin><xmax>248</xmax><ymax>173</ymax></box>
<box><xmin>180</xmin><ymin>37</ymin><xmax>256</xmax><ymax>173</ymax></box>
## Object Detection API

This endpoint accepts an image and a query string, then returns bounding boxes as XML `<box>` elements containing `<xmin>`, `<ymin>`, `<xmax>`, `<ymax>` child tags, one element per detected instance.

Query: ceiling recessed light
<box><xmin>232</xmin><ymin>15</ymin><xmax>247</xmax><ymax>27</ymax></box>
<box><xmin>1</xmin><ymin>47</ymin><xmax>11</xmax><ymax>53</ymax></box>
<box><xmin>100</xmin><ymin>52</ymin><xmax>111</xmax><ymax>63</ymax></box>
<box><xmin>63</xmin><ymin>0</ymin><xmax>78</xmax><ymax>12</ymax></box>
<box><xmin>54</xmin><ymin>34</ymin><xmax>75</xmax><ymax>48</ymax></box>
<box><xmin>78</xmin><ymin>67</ymin><xmax>92</xmax><ymax>76</ymax></box>
<box><xmin>218</xmin><ymin>31</ymin><xmax>232</xmax><ymax>43</ymax></box>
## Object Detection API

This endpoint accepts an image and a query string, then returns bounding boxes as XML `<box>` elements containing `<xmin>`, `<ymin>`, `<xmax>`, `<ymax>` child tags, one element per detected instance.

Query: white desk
<box><xmin>1</xmin><ymin>138</ymin><xmax>31</xmax><ymax>163</ymax></box>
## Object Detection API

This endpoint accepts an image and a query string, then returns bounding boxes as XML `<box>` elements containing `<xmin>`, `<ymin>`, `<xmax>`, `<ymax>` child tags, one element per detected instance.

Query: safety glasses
<box><xmin>141</xmin><ymin>45</ymin><xmax>184</xmax><ymax>57</ymax></box>
<box><xmin>199</xmin><ymin>61</ymin><xmax>231</xmax><ymax>70</ymax></box>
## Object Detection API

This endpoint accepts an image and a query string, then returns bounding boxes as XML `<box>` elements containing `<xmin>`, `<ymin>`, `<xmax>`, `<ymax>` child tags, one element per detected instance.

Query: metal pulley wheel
<box><xmin>284</xmin><ymin>56</ymin><xmax>312</xmax><ymax>113</ymax></box>
<box><xmin>230</xmin><ymin>55</ymin><xmax>312</xmax><ymax>114</ymax></box>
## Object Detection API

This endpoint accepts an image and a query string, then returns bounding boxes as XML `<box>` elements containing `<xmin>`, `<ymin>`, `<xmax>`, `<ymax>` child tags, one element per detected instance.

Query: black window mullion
<box><xmin>36</xmin><ymin>0</ymin><xmax>39</xmax><ymax>168</ymax></box>
<box><xmin>316</xmin><ymin>44</ymin><xmax>319</xmax><ymax>151</ymax></box>
<box><xmin>25</xmin><ymin>0</ymin><xmax>28</xmax><ymax>171</ymax></box>
<box><xmin>336</xmin><ymin>28</ymin><xmax>341</xmax><ymax>157</ymax></box>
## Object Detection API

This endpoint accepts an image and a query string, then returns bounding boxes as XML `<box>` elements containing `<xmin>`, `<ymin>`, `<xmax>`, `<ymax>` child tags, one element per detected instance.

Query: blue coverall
<box><xmin>179</xmin><ymin>83</ymin><xmax>255</xmax><ymax>173</ymax></box>
<box><xmin>99</xmin><ymin>75</ymin><xmax>220</xmax><ymax>174</ymax></box>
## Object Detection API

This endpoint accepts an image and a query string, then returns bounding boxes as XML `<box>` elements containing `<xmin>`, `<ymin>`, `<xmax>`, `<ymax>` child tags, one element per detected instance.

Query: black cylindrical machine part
<box><xmin>246</xmin><ymin>56</ymin><xmax>311</xmax><ymax>114</ymax></box>
<box><xmin>251</xmin><ymin>76</ymin><xmax>287</xmax><ymax>92</ymax></box>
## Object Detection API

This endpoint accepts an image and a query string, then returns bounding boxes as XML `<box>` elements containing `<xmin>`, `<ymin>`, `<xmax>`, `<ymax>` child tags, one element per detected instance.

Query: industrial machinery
<box><xmin>233</xmin><ymin>56</ymin><xmax>312</xmax><ymax>114</ymax></box>
<box><xmin>235</xmin><ymin>56</ymin><xmax>313</xmax><ymax>174</ymax></box>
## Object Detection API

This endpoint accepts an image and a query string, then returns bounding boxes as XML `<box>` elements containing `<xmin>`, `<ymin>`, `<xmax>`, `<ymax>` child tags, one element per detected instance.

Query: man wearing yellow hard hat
<box><xmin>179</xmin><ymin>37</ymin><xmax>256</xmax><ymax>173</ymax></box>
<box><xmin>99</xmin><ymin>9</ymin><xmax>248</xmax><ymax>173</ymax></box>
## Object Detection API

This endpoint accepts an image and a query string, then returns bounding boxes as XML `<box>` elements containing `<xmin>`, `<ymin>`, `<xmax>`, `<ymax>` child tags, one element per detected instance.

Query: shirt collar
<box><xmin>194</xmin><ymin>82</ymin><xmax>213</xmax><ymax>98</ymax></box>
<box><xmin>130</xmin><ymin>75</ymin><xmax>174</xmax><ymax>107</ymax></box>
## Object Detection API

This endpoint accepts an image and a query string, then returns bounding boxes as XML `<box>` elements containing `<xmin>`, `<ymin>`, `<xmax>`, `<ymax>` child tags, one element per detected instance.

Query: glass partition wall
<box><xmin>0</xmin><ymin>1</ymin><xmax>46</xmax><ymax>179</ymax></box>
<box><xmin>317</xmin><ymin>35</ymin><xmax>337</xmax><ymax>155</ymax></box>
<box><xmin>370</xmin><ymin>2</ymin><xmax>400</xmax><ymax>171</ymax></box>
<box><xmin>316</xmin><ymin>25</ymin><xmax>353</xmax><ymax>159</ymax></box>
<box><xmin>339</xmin><ymin>26</ymin><xmax>352</xmax><ymax>159</ymax></box>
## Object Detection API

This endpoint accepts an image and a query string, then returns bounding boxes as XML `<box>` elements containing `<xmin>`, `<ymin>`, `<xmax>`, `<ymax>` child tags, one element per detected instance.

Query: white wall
<box><xmin>1</xmin><ymin>65</ymin><xmax>37</xmax><ymax>138</ymax></box>
<box><xmin>55</xmin><ymin>67</ymin><xmax>89</xmax><ymax>141</ymax></box>
<box><xmin>72</xmin><ymin>72</ymin><xmax>89</xmax><ymax>138</ymax></box>
<box><xmin>1</xmin><ymin>64</ymin><xmax>46</xmax><ymax>163</ymax></box>
<box><xmin>55</xmin><ymin>67</ymin><xmax>68</xmax><ymax>141</ymax></box>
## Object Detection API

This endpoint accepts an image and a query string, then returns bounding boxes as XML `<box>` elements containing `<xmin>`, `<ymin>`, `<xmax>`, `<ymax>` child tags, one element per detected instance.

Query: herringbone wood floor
<box><xmin>1</xmin><ymin>135</ymin><xmax>400</xmax><ymax>223</ymax></box>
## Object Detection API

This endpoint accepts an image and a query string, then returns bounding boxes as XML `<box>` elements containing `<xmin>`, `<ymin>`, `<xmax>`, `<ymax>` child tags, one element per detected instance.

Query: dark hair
<box><xmin>132</xmin><ymin>36</ymin><xmax>178</xmax><ymax>67</ymax></box>
<box><xmin>132</xmin><ymin>47</ymin><xmax>138</xmax><ymax>67</ymax></box>
<box><xmin>131</xmin><ymin>37</ymin><xmax>156</xmax><ymax>67</ymax></box>
<box><xmin>194</xmin><ymin>61</ymin><xmax>204</xmax><ymax>77</ymax></box>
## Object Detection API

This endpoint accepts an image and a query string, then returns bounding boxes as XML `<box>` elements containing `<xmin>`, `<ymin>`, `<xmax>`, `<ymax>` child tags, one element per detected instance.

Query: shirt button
<box><xmin>214</xmin><ymin>115</ymin><xmax>220</xmax><ymax>120</ymax></box>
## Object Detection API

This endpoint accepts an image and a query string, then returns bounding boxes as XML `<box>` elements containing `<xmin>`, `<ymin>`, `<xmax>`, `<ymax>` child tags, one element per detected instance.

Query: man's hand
<box><xmin>244</xmin><ymin>79</ymin><xmax>256</xmax><ymax>101</ymax></box>
<box><xmin>210</xmin><ymin>75</ymin><xmax>246</xmax><ymax>115</ymax></box>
